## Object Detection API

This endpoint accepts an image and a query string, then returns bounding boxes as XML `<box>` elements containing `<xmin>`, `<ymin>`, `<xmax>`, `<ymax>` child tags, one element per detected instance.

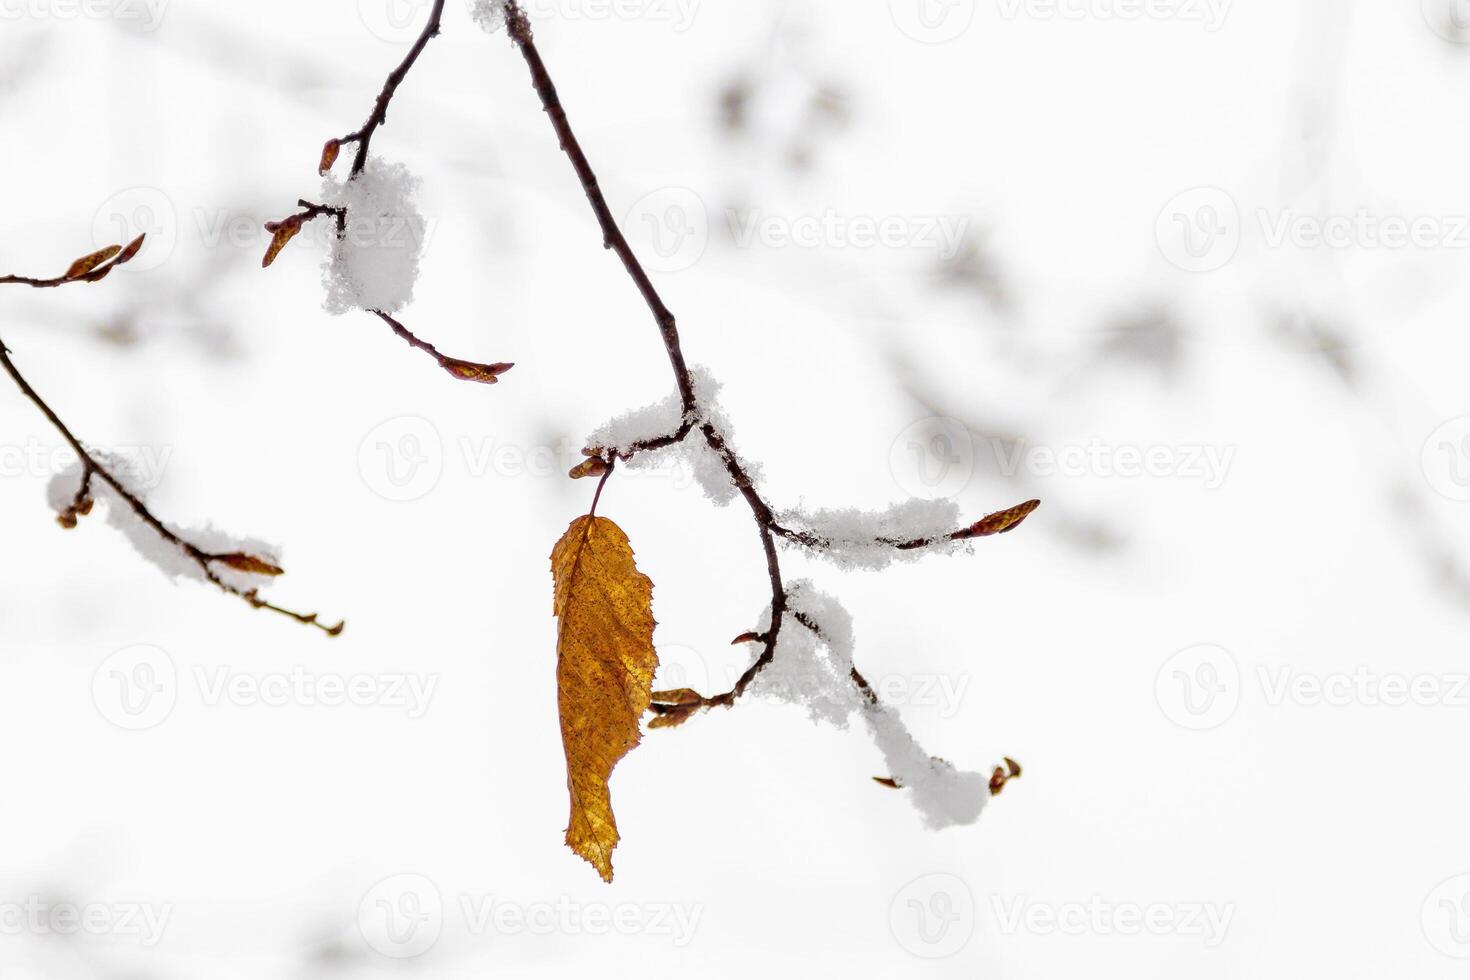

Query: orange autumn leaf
<box><xmin>550</xmin><ymin>514</ymin><xmax>658</xmax><ymax>883</ymax></box>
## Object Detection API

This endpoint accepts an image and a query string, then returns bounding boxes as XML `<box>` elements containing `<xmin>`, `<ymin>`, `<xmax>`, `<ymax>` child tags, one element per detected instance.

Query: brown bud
<box><xmin>651</xmin><ymin>688</ymin><xmax>702</xmax><ymax>707</ymax></box>
<box><xmin>262</xmin><ymin>215</ymin><xmax>303</xmax><ymax>268</ymax></box>
<box><xmin>213</xmin><ymin>553</ymin><xmax>285</xmax><ymax>577</ymax></box>
<box><xmin>568</xmin><ymin>457</ymin><xmax>609</xmax><ymax>481</ymax></box>
<box><xmin>115</xmin><ymin>234</ymin><xmax>146</xmax><ymax>266</ymax></box>
<box><xmin>441</xmin><ymin>359</ymin><xmax>515</xmax><ymax>385</ymax></box>
<box><xmin>64</xmin><ymin>244</ymin><xmax>121</xmax><ymax>280</ymax></box>
<box><xmin>319</xmin><ymin>138</ymin><xmax>342</xmax><ymax>174</ymax></box>
<box><xmin>872</xmin><ymin>777</ymin><xmax>901</xmax><ymax>789</ymax></box>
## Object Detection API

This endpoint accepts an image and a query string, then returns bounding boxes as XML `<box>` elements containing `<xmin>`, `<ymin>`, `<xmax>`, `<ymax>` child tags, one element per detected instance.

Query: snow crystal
<box><xmin>319</xmin><ymin>157</ymin><xmax>426</xmax><ymax>316</ymax></box>
<box><xmin>48</xmin><ymin>458</ymin><xmax>283</xmax><ymax>593</ymax></box>
<box><xmin>583</xmin><ymin>367</ymin><xmax>758</xmax><ymax>507</ymax></box>
<box><xmin>746</xmin><ymin>579</ymin><xmax>989</xmax><ymax>828</ymax></box>
<box><xmin>777</xmin><ymin>498</ymin><xmax>964</xmax><ymax>571</ymax></box>
<box><xmin>470</xmin><ymin>0</ymin><xmax>509</xmax><ymax>32</ymax></box>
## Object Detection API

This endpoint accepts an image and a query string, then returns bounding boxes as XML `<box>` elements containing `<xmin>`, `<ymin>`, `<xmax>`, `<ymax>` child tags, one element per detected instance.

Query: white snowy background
<box><xmin>3</xmin><ymin>0</ymin><xmax>1470</xmax><ymax>976</ymax></box>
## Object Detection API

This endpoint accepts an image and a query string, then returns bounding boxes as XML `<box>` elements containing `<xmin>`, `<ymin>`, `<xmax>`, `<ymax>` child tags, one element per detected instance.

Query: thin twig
<box><xmin>339</xmin><ymin>0</ymin><xmax>448</xmax><ymax>176</ymax></box>
<box><xmin>371</xmin><ymin>310</ymin><xmax>515</xmax><ymax>384</ymax></box>
<box><xmin>502</xmin><ymin>1</ymin><xmax>1034</xmax><ymax>711</ymax></box>
<box><xmin>0</xmin><ymin>334</ymin><xmax>342</xmax><ymax>636</ymax></box>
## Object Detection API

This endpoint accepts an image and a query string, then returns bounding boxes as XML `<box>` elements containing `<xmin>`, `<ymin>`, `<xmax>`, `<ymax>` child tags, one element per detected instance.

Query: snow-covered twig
<box><xmin>1</xmin><ymin>255</ymin><xmax>343</xmax><ymax>636</ymax></box>
<box><xmin>500</xmin><ymin>3</ymin><xmax>1038</xmax><ymax>720</ymax></box>
<box><xmin>263</xmin><ymin>0</ymin><xmax>512</xmax><ymax>384</ymax></box>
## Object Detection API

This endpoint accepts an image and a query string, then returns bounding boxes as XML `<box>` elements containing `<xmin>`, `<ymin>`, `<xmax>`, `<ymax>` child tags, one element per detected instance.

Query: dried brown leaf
<box><xmin>551</xmin><ymin>514</ymin><xmax>658</xmax><ymax>883</ymax></box>
<box><xmin>64</xmin><ymin>244</ymin><xmax>121</xmax><ymax>280</ymax></box>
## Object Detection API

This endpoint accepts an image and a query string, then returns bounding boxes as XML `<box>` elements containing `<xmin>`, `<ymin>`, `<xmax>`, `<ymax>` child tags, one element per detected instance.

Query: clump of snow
<box><xmin>319</xmin><ymin>157</ymin><xmax>426</xmax><ymax>315</ymax></box>
<box><xmin>746</xmin><ymin>579</ymin><xmax>989</xmax><ymax>827</ymax></box>
<box><xmin>777</xmin><ymin>498</ymin><xmax>965</xmax><ymax>571</ymax></box>
<box><xmin>470</xmin><ymin>0</ymin><xmax>510</xmax><ymax>32</ymax></box>
<box><xmin>864</xmin><ymin>705</ymin><xmax>988</xmax><ymax>829</ymax></box>
<box><xmin>748</xmin><ymin>580</ymin><xmax>862</xmax><ymax>727</ymax></box>
<box><xmin>583</xmin><ymin>366</ymin><xmax>759</xmax><ymax>507</ymax></box>
<box><xmin>585</xmin><ymin>388</ymin><xmax>685</xmax><ymax>456</ymax></box>
<box><xmin>48</xmin><ymin>458</ymin><xmax>283</xmax><ymax>593</ymax></box>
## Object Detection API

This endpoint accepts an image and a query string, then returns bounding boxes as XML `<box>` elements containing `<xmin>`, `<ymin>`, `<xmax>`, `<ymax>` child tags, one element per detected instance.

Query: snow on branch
<box><xmin>496</xmin><ymin>0</ymin><xmax>1031</xmax><ymax>821</ymax></box>
<box><xmin>262</xmin><ymin>0</ymin><xmax>513</xmax><ymax>386</ymax></box>
<box><xmin>1</xmin><ymin>251</ymin><xmax>342</xmax><ymax>634</ymax></box>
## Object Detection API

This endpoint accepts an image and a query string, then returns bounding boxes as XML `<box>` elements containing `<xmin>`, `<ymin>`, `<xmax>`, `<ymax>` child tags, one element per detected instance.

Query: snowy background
<box><xmin>3</xmin><ymin>0</ymin><xmax>1470</xmax><ymax>975</ymax></box>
